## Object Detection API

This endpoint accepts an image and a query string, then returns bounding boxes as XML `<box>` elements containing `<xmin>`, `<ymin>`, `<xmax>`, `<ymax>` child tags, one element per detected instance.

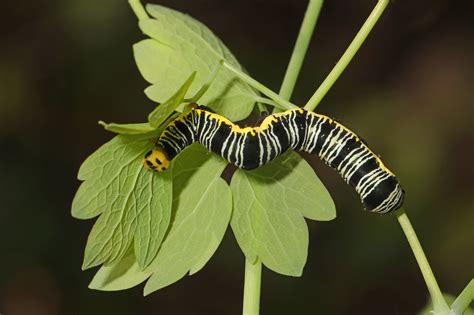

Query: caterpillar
<box><xmin>144</xmin><ymin>105</ymin><xmax>404</xmax><ymax>214</ymax></box>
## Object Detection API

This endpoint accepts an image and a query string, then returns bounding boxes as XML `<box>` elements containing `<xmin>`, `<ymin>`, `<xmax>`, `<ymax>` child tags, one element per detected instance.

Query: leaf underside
<box><xmin>230</xmin><ymin>151</ymin><xmax>335</xmax><ymax>276</ymax></box>
<box><xmin>72</xmin><ymin>134</ymin><xmax>172</xmax><ymax>270</ymax></box>
<box><xmin>134</xmin><ymin>4</ymin><xmax>258</xmax><ymax>121</ymax></box>
<box><xmin>88</xmin><ymin>145</ymin><xmax>232</xmax><ymax>294</ymax></box>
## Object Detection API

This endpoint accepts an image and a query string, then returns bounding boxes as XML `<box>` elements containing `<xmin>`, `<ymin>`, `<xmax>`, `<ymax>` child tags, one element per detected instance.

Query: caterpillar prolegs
<box><xmin>144</xmin><ymin>106</ymin><xmax>405</xmax><ymax>214</ymax></box>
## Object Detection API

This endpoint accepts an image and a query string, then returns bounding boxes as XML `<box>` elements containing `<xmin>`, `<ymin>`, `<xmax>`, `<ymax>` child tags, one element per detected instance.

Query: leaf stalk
<box><xmin>128</xmin><ymin>0</ymin><xmax>149</xmax><ymax>21</ymax></box>
<box><xmin>396</xmin><ymin>209</ymin><xmax>451</xmax><ymax>314</ymax></box>
<box><xmin>242</xmin><ymin>1</ymin><xmax>324</xmax><ymax>314</ymax></box>
<box><xmin>451</xmin><ymin>279</ymin><xmax>474</xmax><ymax>315</ymax></box>
<box><xmin>222</xmin><ymin>61</ymin><xmax>297</xmax><ymax>110</ymax></box>
<box><xmin>304</xmin><ymin>0</ymin><xmax>389</xmax><ymax>111</ymax></box>
<box><xmin>243</xmin><ymin>259</ymin><xmax>262</xmax><ymax>315</ymax></box>
<box><xmin>278</xmin><ymin>0</ymin><xmax>324</xmax><ymax>102</ymax></box>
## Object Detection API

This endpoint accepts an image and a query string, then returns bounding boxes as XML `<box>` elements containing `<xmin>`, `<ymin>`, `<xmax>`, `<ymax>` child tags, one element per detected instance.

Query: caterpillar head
<box><xmin>143</xmin><ymin>147</ymin><xmax>170</xmax><ymax>172</ymax></box>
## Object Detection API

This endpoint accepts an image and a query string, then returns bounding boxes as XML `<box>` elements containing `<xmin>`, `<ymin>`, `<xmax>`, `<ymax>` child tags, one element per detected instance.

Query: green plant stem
<box><xmin>254</xmin><ymin>97</ymin><xmax>280</xmax><ymax>108</ymax></box>
<box><xmin>451</xmin><ymin>279</ymin><xmax>474</xmax><ymax>315</ymax></box>
<box><xmin>222</xmin><ymin>61</ymin><xmax>297</xmax><ymax>110</ymax></box>
<box><xmin>304</xmin><ymin>0</ymin><xmax>389</xmax><ymax>111</ymax></box>
<box><xmin>242</xmin><ymin>2</ymin><xmax>323</xmax><ymax>314</ymax></box>
<box><xmin>396</xmin><ymin>208</ymin><xmax>451</xmax><ymax>314</ymax></box>
<box><xmin>185</xmin><ymin>62</ymin><xmax>223</xmax><ymax>103</ymax></box>
<box><xmin>278</xmin><ymin>0</ymin><xmax>323</xmax><ymax>102</ymax></box>
<box><xmin>128</xmin><ymin>0</ymin><xmax>149</xmax><ymax>21</ymax></box>
<box><xmin>243</xmin><ymin>259</ymin><xmax>262</xmax><ymax>315</ymax></box>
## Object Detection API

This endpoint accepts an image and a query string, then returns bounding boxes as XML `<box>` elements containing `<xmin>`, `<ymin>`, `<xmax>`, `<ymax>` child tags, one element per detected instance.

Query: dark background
<box><xmin>1</xmin><ymin>0</ymin><xmax>473</xmax><ymax>314</ymax></box>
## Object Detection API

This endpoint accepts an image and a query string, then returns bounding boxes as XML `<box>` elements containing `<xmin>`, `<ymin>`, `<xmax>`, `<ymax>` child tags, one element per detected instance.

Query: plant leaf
<box><xmin>72</xmin><ymin>134</ymin><xmax>173</xmax><ymax>270</ymax></box>
<box><xmin>89</xmin><ymin>247</ymin><xmax>151</xmax><ymax>291</ymax></box>
<box><xmin>260</xmin><ymin>153</ymin><xmax>336</xmax><ymax>221</ymax></box>
<box><xmin>133</xmin><ymin>4</ymin><xmax>258</xmax><ymax>121</ymax></box>
<box><xmin>143</xmin><ymin>144</ymin><xmax>231</xmax><ymax>295</ymax></box>
<box><xmin>147</xmin><ymin>71</ymin><xmax>195</xmax><ymax>127</ymax></box>
<box><xmin>98</xmin><ymin>121</ymin><xmax>156</xmax><ymax>135</ymax></box>
<box><xmin>230</xmin><ymin>152</ymin><xmax>335</xmax><ymax>276</ymax></box>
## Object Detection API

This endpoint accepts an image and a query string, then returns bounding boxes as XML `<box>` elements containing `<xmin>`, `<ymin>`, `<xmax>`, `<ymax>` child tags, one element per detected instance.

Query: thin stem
<box><xmin>128</xmin><ymin>0</ymin><xmax>149</xmax><ymax>21</ymax></box>
<box><xmin>185</xmin><ymin>62</ymin><xmax>223</xmax><ymax>103</ymax></box>
<box><xmin>451</xmin><ymin>279</ymin><xmax>474</xmax><ymax>315</ymax></box>
<box><xmin>396</xmin><ymin>209</ymin><xmax>451</xmax><ymax>314</ymax></box>
<box><xmin>222</xmin><ymin>61</ymin><xmax>297</xmax><ymax>110</ymax></box>
<box><xmin>304</xmin><ymin>0</ymin><xmax>389</xmax><ymax>111</ymax></box>
<box><xmin>242</xmin><ymin>2</ymin><xmax>323</xmax><ymax>314</ymax></box>
<box><xmin>278</xmin><ymin>0</ymin><xmax>324</xmax><ymax>101</ymax></box>
<box><xmin>243</xmin><ymin>259</ymin><xmax>262</xmax><ymax>315</ymax></box>
<box><xmin>254</xmin><ymin>97</ymin><xmax>280</xmax><ymax>108</ymax></box>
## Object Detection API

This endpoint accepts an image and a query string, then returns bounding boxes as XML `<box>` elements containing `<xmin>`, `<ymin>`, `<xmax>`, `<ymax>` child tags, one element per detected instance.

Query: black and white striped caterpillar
<box><xmin>144</xmin><ymin>105</ymin><xmax>404</xmax><ymax>214</ymax></box>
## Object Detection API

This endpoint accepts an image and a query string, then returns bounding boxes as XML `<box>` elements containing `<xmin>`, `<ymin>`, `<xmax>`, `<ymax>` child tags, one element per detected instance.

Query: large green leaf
<box><xmin>230</xmin><ymin>152</ymin><xmax>336</xmax><ymax>276</ymax></box>
<box><xmin>143</xmin><ymin>144</ymin><xmax>231</xmax><ymax>295</ymax></box>
<box><xmin>88</xmin><ymin>144</ymin><xmax>231</xmax><ymax>294</ymax></box>
<box><xmin>72</xmin><ymin>134</ymin><xmax>173</xmax><ymax>269</ymax></box>
<box><xmin>133</xmin><ymin>4</ymin><xmax>258</xmax><ymax>121</ymax></box>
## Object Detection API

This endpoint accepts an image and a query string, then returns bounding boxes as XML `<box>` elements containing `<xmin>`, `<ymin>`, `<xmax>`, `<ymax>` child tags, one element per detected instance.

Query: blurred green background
<box><xmin>1</xmin><ymin>0</ymin><xmax>472</xmax><ymax>314</ymax></box>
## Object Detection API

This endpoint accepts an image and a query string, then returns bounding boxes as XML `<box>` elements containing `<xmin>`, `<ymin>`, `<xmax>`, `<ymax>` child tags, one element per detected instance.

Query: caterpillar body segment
<box><xmin>144</xmin><ymin>107</ymin><xmax>404</xmax><ymax>214</ymax></box>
